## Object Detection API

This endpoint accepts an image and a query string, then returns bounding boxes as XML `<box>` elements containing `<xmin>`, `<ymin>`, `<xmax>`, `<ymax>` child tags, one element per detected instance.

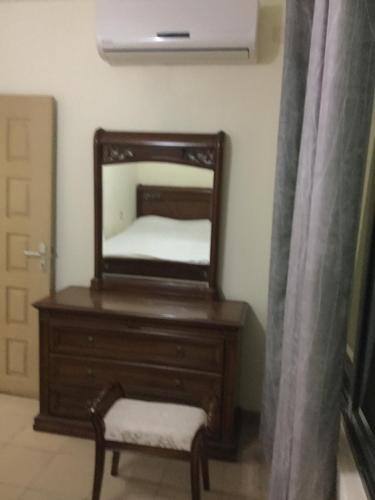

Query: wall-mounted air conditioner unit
<box><xmin>96</xmin><ymin>0</ymin><xmax>259</xmax><ymax>64</ymax></box>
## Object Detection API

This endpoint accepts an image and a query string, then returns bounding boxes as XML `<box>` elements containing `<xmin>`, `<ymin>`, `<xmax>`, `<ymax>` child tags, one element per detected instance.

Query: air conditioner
<box><xmin>96</xmin><ymin>0</ymin><xmax>259</xmax><ymax>64</ymax></box>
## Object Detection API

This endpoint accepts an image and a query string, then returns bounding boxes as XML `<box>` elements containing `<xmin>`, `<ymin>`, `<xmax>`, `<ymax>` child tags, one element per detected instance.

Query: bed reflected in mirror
<box><xmin>102</xmin><ymin>162</ymin><xmax>214</xmax><ymax>266</ymax></box>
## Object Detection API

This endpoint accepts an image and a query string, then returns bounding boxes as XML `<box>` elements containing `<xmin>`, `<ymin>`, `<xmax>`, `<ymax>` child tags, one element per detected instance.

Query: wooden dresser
<box><xmin>33</xmin><ymin>286</ymin><xmax>248</xmax><ymax>458</ymax></box>
<box><xmin>34</xmin><ymin>130</ymin><xmax>249</xmax><ymax>458</ymax></box>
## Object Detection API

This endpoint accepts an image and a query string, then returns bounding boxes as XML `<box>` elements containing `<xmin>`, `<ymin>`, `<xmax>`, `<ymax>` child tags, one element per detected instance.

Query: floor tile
<box><xmin>0</xmin><ymin>396</ymin><xmax>38</xmax><ymax>416</ymax></box>
<box><xmin>0</xmin><ymin>483</ymin><xmax>24</xmax><ymax>500</ymax></box>
<box><xmin>0</xmin><ymin>445</ymin><xmax>53</xmax><ymax>487</ymax></box>
<box><xmin>10</xmin><ymin>427</ymin><xmax>67</xmax><ymax>453</ymax></box>
<box><xmin>29</xmin><ymin>451</ymin><xmax>94</xmax><ymax>498</ymax></box>
<box><xmin>100</xmin><ymin>461</ymin><xmax>149</xmax><ymax>500</ymax></box>
<box><xmin>0</xmin><ymin>395</ymin><xmax>270</xmax><ymax>500</ymax></box>
<box><xmin>84</xmin><ymin>452</ymin><xmax>162</xmax><ymax>499</ymax></box>
<box><xmin>160</xmin><ymin>457</ymin><xmax>225</xmax><ymax>493</ymax></box>
<box><xmin>154</xmin><ymin>484</ymin><xmax>190</xmax><ymax>500</ymax></box>
<box><xmin>118</xmin><ymin>453</ymin><xmax>168</xmax><ymax>483</ymax></box>
<box><xmin>19</xmin><ymin>488</ymin><xmax>85</xmax><ymax>500</ymax></box>
<box><xmin>160</xmin><ymin>458</ymin><xmax>191</xmax><ymax>489</ymax></box>
<box><xmin>155</xmin><ymin>484</ymin><xmax>222</xmax><ymax>500</ymax></box>
<box><xmin>98</xmin><ymin>478</ymin><xmax>157</xmax><ymax>500</ymax></box>
<box><xmin>220</xmin><ymin>461</ymin><xmax>268</xmax><ymax>497</ymax></box>
<box><xmin>221</xmin><ymin>494</ymin><xmax>261</xmax><ymax>500</ymax></box>
<box><xmin>58</xmin><ymin>435</ymin><xmax>95</xmax><ymax>458</ymax></box>
<box><xmin>206</xmin><ymin>459</ymin><xmax>227</xmax><ymax>493</ymax></box>
<box><xmin>0</xmin><ymin>410</ymin><xmax>31</xmax><ymax>444</ymax></box>
<box><xmin>201</xmin><ymin>493</ymin><xmax>223</xmax><ymax>500</ymax></box>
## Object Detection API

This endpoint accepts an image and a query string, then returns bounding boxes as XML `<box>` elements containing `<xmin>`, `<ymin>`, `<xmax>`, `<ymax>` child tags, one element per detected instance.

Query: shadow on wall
<box><xmin>218</xmin><ymin>134</ymin><xmax>232</xmax><ymax>291</ymax></box>
<box><xmin>258</xmin><ymin>3</ymin><xmax>284</xmax><ymax>64</ymax></box>
<box><xmin>219</xmin><ymin>138</ymin><xmax>267</xmax><ymax>413</ymax></box>
<box><xmin>239</xmin><ymin>307</ymin><xmax>267</xmax><ymax>412</ymax></box>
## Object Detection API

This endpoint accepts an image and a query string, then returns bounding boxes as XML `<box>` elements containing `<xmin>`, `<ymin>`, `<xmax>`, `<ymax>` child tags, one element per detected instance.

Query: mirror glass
<box><xmin>102</xmin><ymin>162</ymin><xmax>214</xmax><ymax>266</ymax></box>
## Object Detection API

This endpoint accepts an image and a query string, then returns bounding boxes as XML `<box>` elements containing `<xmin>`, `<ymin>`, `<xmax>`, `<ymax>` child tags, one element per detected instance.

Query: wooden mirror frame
<box><xmin>91</xmin><ymin>129</ymin><xmax>224</xmax><ymax>296</ymax></box>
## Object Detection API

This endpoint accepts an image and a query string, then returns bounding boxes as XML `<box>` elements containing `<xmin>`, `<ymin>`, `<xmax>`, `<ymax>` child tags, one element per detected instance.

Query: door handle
<box><xmin>24</xmin><ymin>250</ymin><xmax>43</xmax><ymax>258</ymax></box>
<box><xmin>24</xmin><ymin>243</ymin><xmax>47</xmax><ymax>271</ymax></box>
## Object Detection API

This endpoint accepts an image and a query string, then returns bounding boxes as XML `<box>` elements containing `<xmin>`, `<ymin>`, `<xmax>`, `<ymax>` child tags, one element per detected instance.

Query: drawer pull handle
<box><xmin>87</xmin><ymin>368</ymin><xmax>94</xmax><ymax>377</ymax></box>
<box><xmin>88</xmin><ymin>336</ymin><xmax>94</xmax><ymax>343</ymax></box>
<box><xmin>174</xmin><ymin>378</ymin><xmax>182</xmax><ymax>388</ymax></box>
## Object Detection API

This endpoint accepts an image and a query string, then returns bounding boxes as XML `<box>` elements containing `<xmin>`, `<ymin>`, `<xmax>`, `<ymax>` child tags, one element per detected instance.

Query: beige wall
<box><xmin>0</xmin><ymin>0</ymin><xmax>284</xmax><ymax>410</ymax></box>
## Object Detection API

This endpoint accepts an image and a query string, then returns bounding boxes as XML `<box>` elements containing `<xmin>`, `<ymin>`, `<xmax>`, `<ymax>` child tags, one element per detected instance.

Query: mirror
<box><xmin>92</xmin><ymin>130</ymin><xmax>224</xmax><ymax>293</ymax></box>
<box><xmin>102</xmin><ymin>162</ymin><xmax>214</xmax><ymax>265</ymax></box>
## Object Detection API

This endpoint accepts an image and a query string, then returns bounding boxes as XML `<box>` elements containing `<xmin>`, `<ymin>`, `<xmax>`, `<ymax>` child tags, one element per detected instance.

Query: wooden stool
<box><xmin>88</xmin><ymin>384</ymin><xmax>210</xmax><ymax>500</ymax></box>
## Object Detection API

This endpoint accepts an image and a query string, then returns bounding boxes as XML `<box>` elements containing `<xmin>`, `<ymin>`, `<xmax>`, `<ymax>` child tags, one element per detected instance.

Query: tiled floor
<box><xmin>0</xmin><ymin>394</ymin><xmax>269</xmax><ymax>500</ymax></box>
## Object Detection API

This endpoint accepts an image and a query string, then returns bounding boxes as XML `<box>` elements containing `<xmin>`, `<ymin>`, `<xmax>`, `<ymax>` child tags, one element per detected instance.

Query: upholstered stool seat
<box><xmin>89</xmin><ymin>384</ymin><xmax>210</xmax><ymax>500</ymax></box>
<box><xmin>104</xmin><ymin>398</ymin><xmax>207</xmax><ymax>451</ymax></box>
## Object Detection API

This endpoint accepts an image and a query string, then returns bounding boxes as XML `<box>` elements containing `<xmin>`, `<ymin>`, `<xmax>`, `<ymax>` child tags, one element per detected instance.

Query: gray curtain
<box><xmin>261</xmin><ymin>1</ymin><xmax>375</xmax><ymax>499</ymax></box>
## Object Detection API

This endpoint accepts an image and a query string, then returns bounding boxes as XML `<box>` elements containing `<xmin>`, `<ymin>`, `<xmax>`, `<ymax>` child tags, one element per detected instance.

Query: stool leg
<box><xmin>92</xmin><ymin>442</ymin><xmax>105</xmax><ymax>500</ymax></box>
<box><xmin>111</xmin><ymin>451</ymin><xmax>120</xmax><ymax>477</ymax></box>
<box><xmin>201</xmin><ymin>437</ymin><xmax>210</xmax><ymax>491</ymax></box>
<box><xmin>190</xmin><ymin>430</ymin><xmax>203</xmax><ymax>500</ymax></box>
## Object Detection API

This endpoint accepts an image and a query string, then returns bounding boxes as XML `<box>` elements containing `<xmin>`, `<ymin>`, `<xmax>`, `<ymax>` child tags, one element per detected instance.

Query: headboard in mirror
<box><xmin>92</xmin><ymin>129</ymin><xmax>224</xmax><ymax>296</ymax></box>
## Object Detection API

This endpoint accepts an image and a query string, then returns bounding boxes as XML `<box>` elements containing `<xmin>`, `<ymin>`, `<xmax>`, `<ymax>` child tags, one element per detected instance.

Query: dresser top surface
<box><xmin>34</xmin><ymin>286</ymin><xmax>248</xmax><ymax>329</ymax></box>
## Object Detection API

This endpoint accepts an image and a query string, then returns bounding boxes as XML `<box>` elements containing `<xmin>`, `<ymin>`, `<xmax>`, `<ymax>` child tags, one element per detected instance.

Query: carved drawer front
<box><xmin>49</xmin><ymin>356</ymin><xmax>222</xmax><ymax>433</ymax></box>
<box><xmin>50</xmin><ymin>323</ymin><xmax>224</xmax><ymax>373</ymax></box>
<box><xmin>49</xmin><ymin>387</ymin><xmax>98</xmax><ymax>420</ymax></box>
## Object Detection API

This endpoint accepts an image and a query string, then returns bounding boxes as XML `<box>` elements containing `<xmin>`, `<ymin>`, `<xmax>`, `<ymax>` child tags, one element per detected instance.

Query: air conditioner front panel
<box><xmin>97</xmin><ymin>0</ymin><xmax>258</xmax><ymax>61</ymax></box>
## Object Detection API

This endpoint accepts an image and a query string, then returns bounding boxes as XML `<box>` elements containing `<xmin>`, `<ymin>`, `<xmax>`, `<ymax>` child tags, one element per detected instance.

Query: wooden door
<box><xmin>0</xmin><ymin>95</ymin><xmax>55</xmax><ymax>397</ymax></box>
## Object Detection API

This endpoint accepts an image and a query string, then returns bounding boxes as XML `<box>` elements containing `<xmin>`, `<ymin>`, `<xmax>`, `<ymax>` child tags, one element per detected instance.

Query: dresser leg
<box><xmin>111</xmin><ymin>451</ymin><xmax>120</xmax><ymax>476</ymax></box>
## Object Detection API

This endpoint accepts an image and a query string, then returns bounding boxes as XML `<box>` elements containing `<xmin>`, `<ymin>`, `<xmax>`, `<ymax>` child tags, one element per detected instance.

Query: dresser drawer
<box><xmin>49</xmin><ymin>356</ymin><xmax>222</xmax><ymax>433</ymax></box>
<box><xmin>50</xmin><ymin>322</ymin><xmax>224</xmax><ymax>373</ymax></box>
<box><xmin>49</xmin><ymin>387</ymin><xmax>98</xmax><ymax>420</ymax></box>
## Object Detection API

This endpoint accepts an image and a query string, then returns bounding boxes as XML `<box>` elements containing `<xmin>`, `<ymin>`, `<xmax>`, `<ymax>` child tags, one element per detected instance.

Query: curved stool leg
<box><xmin>201</xmin><ymin>435</ymin><xmax>210</xmax><ymax>491</ymax></box>
<box><xmin>190</xmin><ymin>429</ymin><xmax>205</xmax><ymax>500</ymax></box>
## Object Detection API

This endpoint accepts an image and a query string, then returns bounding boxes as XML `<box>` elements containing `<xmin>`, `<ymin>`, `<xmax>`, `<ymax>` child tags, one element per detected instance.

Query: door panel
<box><xmin>0</xmin><ymin>95</ymin><xmax>55</xmax><ymax>397</ymax></box>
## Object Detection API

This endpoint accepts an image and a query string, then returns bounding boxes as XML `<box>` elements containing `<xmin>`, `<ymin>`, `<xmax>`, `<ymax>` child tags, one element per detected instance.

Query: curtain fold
<box><xmin>261</xmin><ymin>1</ymin><xmax>375</xmax><ymax>499</ymax></box>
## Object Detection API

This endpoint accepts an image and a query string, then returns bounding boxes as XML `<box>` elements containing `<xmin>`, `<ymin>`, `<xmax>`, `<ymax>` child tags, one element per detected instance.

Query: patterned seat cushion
<box><xmin>103</xmin><ymin>398</ymin><xmax>207</xmax><ymax>452</ymax></box>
